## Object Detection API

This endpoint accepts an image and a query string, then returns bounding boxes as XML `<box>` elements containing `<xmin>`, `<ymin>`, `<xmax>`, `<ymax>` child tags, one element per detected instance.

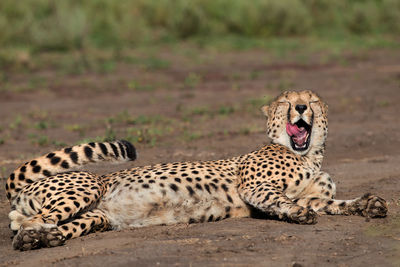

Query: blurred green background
<box><xmin>1</xmin><ymin>0</ymin><xmax>399</xmax><ymax>55</ymax></box>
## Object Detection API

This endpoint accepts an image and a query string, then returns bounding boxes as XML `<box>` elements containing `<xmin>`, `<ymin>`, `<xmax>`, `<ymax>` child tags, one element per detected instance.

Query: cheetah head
<box><xmin>261</xmin><ymin>90</ymin><xmax>328</xmax><ymax>156</ymax></box>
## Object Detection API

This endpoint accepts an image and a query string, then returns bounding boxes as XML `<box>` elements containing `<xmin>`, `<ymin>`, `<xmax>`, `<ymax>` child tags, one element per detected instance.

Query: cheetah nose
<box><xmin>295</xmin><ymin>104</ymin><xmax>307</xmax><ymax>114</ymax></box>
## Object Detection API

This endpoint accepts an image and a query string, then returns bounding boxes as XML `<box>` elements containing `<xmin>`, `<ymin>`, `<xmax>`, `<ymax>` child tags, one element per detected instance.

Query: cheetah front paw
<box><xmin>12</xmin><ymin>224</ymin><xmax>65</xmax><ymax>251</ymax></box>
<box><xmin>287</xmin><ymin>207</ymin><xmax>318</xmax><ymax>225</ymax></box>
<box><xmin>360</xmin><ymin>193</ymin><xmax>388</xmax><ymax>218</ymax></box>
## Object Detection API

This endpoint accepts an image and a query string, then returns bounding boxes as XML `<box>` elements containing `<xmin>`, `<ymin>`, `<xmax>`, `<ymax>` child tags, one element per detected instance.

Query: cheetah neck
<box><xmin>303</xmin><ymin>142</ymin><xmax>325</xmax><ymax>169</ymax></box>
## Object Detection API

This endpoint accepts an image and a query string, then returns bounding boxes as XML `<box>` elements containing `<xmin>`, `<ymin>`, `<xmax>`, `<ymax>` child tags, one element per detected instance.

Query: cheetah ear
<box><xmin>261</xmin><ymin>105</ymin><xmax>269</xmax><ymax>117</ymax></box>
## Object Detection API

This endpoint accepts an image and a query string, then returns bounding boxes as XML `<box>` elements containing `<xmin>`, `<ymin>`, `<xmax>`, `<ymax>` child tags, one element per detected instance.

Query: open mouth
<box><xmin>286</xmin><ymin>119</ymin><xmax>312</xmax><ymax>151</ymax></box>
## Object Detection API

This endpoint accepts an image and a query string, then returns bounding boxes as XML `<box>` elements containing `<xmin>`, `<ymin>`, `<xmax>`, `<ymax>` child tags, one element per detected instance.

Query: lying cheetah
<box><xmin>6</xmin><ymin>90</ymin><xmax>387</xmax><ymax>250</ymax></box>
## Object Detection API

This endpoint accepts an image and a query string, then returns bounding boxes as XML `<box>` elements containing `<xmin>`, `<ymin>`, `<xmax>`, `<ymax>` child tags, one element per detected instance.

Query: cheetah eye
<box><xmin>278</xmin><ymin>101</ymin><xmax>291</xmax><ymax>106</ymax></box>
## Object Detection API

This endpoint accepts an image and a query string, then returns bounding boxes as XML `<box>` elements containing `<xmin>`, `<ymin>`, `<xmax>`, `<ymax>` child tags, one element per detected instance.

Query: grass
<box><xmin>127</xmin><ymin>80</ymin><xmax>156</xmax><ymax>92</ymax></box>
<box><xmin>68</xmin><ymin>97</ymin><xmax>269</xmax><ymax>147</ymax></box>
<box><xmin>125</xmin><ymin>56</ymin><xmax>171</xmax><ymax>70</ymax></box>
<box><xmin>181</xmin><ymin>95</ymin><xmax>271</xmax><ymax>122</ymax></box>
<box><xmin>0</xmin><ymin>166</ymin><xmax>7</xmax><ymax>178</ymax></box>
<box><xmin>105</xmin><ymin>110</ymin><xmax>136</xmax><ymax>125</ymax></box>
<box><xmin>185</xmin><ymin>106</ymin><xmax>211</xmax><ymax>117</ymax></box>
<box><xmin>106</xmin><ymin>112</ymin><xmax>167</xmax><ymax>126</ymax></box>
<box><xmin>125</xmin><ymin>128</ymin><xmax>158</xmax><ymax>147</ymax></box>
<box><xmin>92</xmin><ymin>112</ymin><xmax>176</xmax><ymax>147</ymax></box>
<box><xmin>218</xmin><ymin>105</ymin><xmax>235</xmax><ymax>116</ymax></box>
<box><xmin>0</xmin><ymin>35</ymin><xmax>398</xmax><ymax>77</ymax></box>
<box><xmin>34</xmin><ymin>121</ymin><xmax>50</xmax><ymax>130</ymax></box>
<box><xmin>2</xmin><ymin>0</ymin><xmax>400</xmax><ymax>51</ymax></box>
<box><xmin>65</xmin><ymin>124</ymin><xmax>86</xmax><ymax>136</ymax></box>
<box><xmin>0</xmin><ymin>1</ymin><xmax>399</xmax><ymax>76</ymax></box>
<box><xmin>377</xmin><ymin>100</ymin><xmax>390</xmax><ymax>108</ymax></box>
<box><xmin>1</xmin><ymin>34</ymin><xmax>396</xmax><ymax>81</ymax></box>
<box><xmin>56</xmin><ymin>112</ymin><xmax>177</xmax><ymax>148</ymax></box>
<box><xmin>0</xmin><ymin>86</ymin><xmax>274</xmax><ymax>149</ymax></box>
<box><xmin>77</xmin><ymin>127</ymin><xmax>117</xmax><ymax>144</ymax></box>
<box><xmin>27</xmin><ymin>133</ymin><xmax>49</xmax><ymax>146</ymax></box>
<box><xmin>184</xmin><ymin>72</ymin><xmax>202</xmax><ymax>89</ymax></box>
<box><xmin>9</xmin><ymin>115</ymin><xmax>23</xmax><ymax>130</ymax></box>
<box><xmin>183</xmin><ymin>131</ymin><xmax>203</xmax><ymax>142</ymax></box>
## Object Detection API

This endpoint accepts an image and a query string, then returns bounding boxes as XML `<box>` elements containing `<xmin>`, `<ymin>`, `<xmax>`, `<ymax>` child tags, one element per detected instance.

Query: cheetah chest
<box><xmin>239</xmin><ymin>147</ymin><xmax>319</xmax><ymax>199</ymax></box>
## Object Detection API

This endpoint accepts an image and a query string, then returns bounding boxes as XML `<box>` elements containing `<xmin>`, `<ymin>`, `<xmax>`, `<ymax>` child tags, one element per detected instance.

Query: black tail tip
<box><xmin>119</xmin><ymin>140</ymin><xmax>137</xmax><ymax>161</ymax></box>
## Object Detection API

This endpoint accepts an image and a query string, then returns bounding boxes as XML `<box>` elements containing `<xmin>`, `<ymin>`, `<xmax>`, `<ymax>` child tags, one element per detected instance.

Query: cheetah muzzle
<box><xmin>287</xmin><ymin>118</ymin><xmax>312</xmax><ymax>152</ymax></box>
<box><xmin>5</xmin><ymin>90</ymin><xmax>388</xmax><ymax>250</ymax></box>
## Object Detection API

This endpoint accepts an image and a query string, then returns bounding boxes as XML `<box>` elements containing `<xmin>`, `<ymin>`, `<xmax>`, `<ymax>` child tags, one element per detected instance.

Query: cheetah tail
<box><xmin>5</xmin><ymin>140</ymin><xmax>137</xmax><ymax>201</ymax></box>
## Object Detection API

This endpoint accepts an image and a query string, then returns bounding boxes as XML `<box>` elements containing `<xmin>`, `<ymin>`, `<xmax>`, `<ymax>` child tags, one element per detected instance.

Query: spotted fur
<box><xmin>6</xmin><ymin>90</ymin><xmax>388</xmax><ymax>251</ymax></box>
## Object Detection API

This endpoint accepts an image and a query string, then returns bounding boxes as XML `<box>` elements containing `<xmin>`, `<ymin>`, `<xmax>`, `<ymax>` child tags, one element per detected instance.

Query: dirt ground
<box><xmin>0</xmin><ymin>47</ymin><xmax>400</xmax><ymax>266</ymax></box>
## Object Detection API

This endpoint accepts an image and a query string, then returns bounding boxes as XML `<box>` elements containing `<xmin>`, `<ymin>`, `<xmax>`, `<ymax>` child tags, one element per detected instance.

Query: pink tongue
<box><xmin>286</xmin><ymin>123</ymin><xmax>308</xmax><ymax>145</ymax></box>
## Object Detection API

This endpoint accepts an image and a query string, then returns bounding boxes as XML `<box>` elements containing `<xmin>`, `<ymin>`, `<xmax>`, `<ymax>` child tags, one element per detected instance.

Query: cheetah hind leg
<box><xmin>10</xmin><ymin>172</ymin><xmax>107</xmax><ymax>250</ymax></box>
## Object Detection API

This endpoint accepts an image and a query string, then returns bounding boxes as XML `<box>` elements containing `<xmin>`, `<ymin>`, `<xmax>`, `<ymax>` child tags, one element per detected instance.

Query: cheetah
<box><xmin>6</xmin><ymin>90</ymin><xmax>387</xmax><ymax>251</ymax></box>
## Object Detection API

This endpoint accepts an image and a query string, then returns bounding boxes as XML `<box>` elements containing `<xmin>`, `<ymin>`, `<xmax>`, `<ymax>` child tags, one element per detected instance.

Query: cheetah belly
<box><xmin>98</xmin><ymin>184</ymin><xmax>250</xmax><ymax>229</ymax></box>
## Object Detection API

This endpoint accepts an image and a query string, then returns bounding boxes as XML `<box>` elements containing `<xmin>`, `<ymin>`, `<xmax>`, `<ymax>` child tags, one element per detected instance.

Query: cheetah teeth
<box><xmin>294</xmin><ymin>143</ymin><xmax>307</xmax><ymax>149</ymax></box>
